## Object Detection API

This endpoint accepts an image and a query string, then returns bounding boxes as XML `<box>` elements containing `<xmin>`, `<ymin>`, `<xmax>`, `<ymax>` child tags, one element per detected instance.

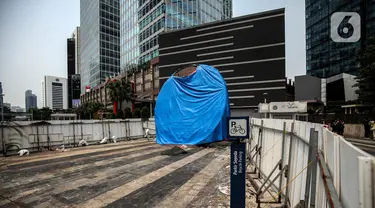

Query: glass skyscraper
<box><xmin>120</xmin><ymin>0</ymin><xmax>232</xmax><ymax>72</ymax></box>
<box><xmin>80</xmin><ymin>0</ymin><xmax>120</xmax><ymax>93</ymax></box>
<box><xmin>306</xmin><ymin>0</ymin><xmax>375</xmax><ymax>78</ymax></box>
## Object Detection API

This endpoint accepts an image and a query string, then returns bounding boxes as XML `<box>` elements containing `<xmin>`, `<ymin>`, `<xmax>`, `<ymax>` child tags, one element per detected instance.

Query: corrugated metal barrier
<box><xmin>248</xmin><ymin>118</ymin><xmax>375</xmax><ymax>208</ymax></box>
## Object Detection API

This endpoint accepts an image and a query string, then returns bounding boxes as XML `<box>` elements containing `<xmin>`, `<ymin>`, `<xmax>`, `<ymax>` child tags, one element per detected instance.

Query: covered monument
<box><xmin>155</xmin><ymin>64</ymin><xmax>230</xmax><ymax>145</ymax></box>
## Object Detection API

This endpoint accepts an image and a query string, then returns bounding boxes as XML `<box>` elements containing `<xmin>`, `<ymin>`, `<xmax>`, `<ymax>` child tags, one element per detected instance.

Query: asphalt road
<box><xmin>0</xmin><ymin>139</ymin><xmax>229</xmax><ymax>208</ymax></box>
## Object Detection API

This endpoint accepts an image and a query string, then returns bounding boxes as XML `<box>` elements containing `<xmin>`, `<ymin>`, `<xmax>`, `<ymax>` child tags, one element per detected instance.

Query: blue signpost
<box><xmin>229</xmin><ymin>117</ymin><xmax>248</xmax><ymax>208</ymax></box>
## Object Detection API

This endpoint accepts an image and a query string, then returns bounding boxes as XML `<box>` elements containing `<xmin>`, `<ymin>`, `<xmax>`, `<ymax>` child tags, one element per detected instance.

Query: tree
<box><xmin>116</xmin><ymin>110</ymin><xmax>124</xmax><ymax>119</ymax></box>
<box><xmin>124</xmin><ymin>107</ymin><xmax>132</xmax><ymax>118</ymax></box>
<box><xmin>75</xmin><ymin>102</ymin><xmax>104</xmax><ymax>119</ymax></box>
<box><xmin>141</xmin><ymin>106</ymin><xmax>150</xmax><ymax>119</ymax></box>
<box><xmin>1</xmin><ymin>105</ymin><xmax>12</xmax><ymax>121</ymax></box>
<box><xmin>38</xmin><ymin>107</ymin><xmax>53</xmax><ymax>120</ymax></box>
<box><xmin>1</xmin><ymin>105</ymin><xmax>11</xmax><ymax>113</ymax></box>
<box><xmin>133</xmin><ymin>108</ymin><xmax>141</xmax><ymax>118</ymax></box>
<box><xmin>354</xmin><ymin>37</ymin><xmax>375</xmax><ymax>104</ymax></box>
<box><xmin>106</xmin><ymin>78</ymin><xmax>132</xmax><ymax>115</ymax></box>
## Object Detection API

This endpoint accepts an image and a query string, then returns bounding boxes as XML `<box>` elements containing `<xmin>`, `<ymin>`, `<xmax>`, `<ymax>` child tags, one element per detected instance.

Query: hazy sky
<box><xmin>0</xmin><ymin>0</ymin><xmax>305</xmax><ymax>108</ymax></box>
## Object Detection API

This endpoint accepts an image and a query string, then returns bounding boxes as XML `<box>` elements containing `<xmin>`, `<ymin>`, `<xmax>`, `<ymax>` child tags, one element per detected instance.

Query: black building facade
<box><xmin>159</xmin><ymin>9</ymin><xmax>289</xmax><ymax>111</ymax></box>
<box><xmin>69</xmin><ymin>74</ymin><xmax>81</xmax><ymax>108</ymax></box>
<box><xmin>67</xmin><ymin>38</ymin><xmax>80</xmax><ymax>108</ymax></box>
<box><xmin>306</xmin><ymin>0</ymin><xmax>375</xmax><ymax>78</ymax></box>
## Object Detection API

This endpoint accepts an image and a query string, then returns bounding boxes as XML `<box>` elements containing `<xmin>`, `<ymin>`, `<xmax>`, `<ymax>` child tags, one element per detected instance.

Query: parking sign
<box><xmin>228</xmin><ymin>117</ymin><xmax>249</xmax><ymax>139</ymax></box>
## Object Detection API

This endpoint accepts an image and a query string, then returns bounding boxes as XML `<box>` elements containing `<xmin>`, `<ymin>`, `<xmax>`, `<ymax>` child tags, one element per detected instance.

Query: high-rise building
<box><xmin>72</xmin><ymin>27</ymin><xmax>81</xmax><ymax>74</ymax></box>
<box><xmin>25</xmin><ymin>90</ymin><xmax>37</xmax><ymax>111</ymax></box>
<box><xmin>80</xmin><ymin>0</ymin><xmax>120</xmax><ymax>93</ymax></box>
<box><xmin>67</xmin><ymin>27</ymin><xmax>82</xmax><ymax>108</ymax></box>
<box><xmin>306</xmin><ymin>0</ymin><xmax>375</xmax><ymax>78</ymax></box>
<box><xmin>68</xmin><ymin>74</ymin><xmax>81</xmax><ymax>108</ymax></box>
<box><xmin>42</xmin><ymin>76</ymin><xmax>68</xmax><ymax>109</ymax></box>
<box><xmin>68</xmin><ymin>27</ymin><xmax>81</xmax><ymax>76</ymax></box>
<box><xmin>120</xmin><ymin>0</ymin><xmax>233</xmax><ymax>72</ymax></box>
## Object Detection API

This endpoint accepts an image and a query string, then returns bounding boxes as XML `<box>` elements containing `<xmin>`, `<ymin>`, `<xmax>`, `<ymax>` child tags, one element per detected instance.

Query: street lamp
<box><xmin>0</xmin><ymin>93</ymin><xmax>4</xmax><ymax>156</ymax></box>
<box><xmin>263</xmin><ymin>93</ymin><xmax>268</xmax><ymax>104</ymax></box>
<box><xmin>263</xmin><ymin>93</ymin><xmax>268</xmax><ymax>119</ymax></box>
<box><xmin>0</xmin><ymin>94</ymin><xmax>4</xmax><ymax>122</ymax></box>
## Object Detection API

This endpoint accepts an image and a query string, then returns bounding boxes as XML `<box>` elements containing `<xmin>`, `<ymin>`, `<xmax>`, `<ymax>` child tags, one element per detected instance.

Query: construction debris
<box><xmin>218</xmin><ymin>185</ymin><xmax>230</xmax><ymax>196</ymax></box>
<box><xmin>100</xmin><ymin>137</ymin><xmax>108</xmax><ymax>144</ymax></box>
<box><xmin>18</xmin><ymin>149</ymin><xmax>29</xmax><ymax>156</ymax></box>
<box><xmin>111</xmin><ymin>136</ymin><xmax>117</xmax><ymax>143</ymax></box>
<box><xmin>78</xmin><ymin>139</ymin><xmax>89</xmax><ymax>146</ymax></box>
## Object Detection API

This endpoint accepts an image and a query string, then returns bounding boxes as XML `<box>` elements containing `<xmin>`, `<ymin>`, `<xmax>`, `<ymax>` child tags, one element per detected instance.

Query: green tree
<box><xmin>133</xmin><ymin>108</ymin><xmax>141</xmax><ymax>118</ymax></box>
<box><xmin>141</xmin><ymin>106</ymin><xmax>150</xmax><ymax>118</ymax></box>
<box><xmin>116</xmin><ymin>110</ymin><xmax>124</xmax><ymax>119</ymax></box>
<box><xmin>1</xmin><ymin>105</ymin><xmax>11</xmax><ymax>113</ymax></box>
<box><xmin>354</xmin><ymin>37</ymin><xmax>375</xmax><ymax>104</ymax></box>
<box><xmin>75</xmin><ymin>102</ymin><xmax>104</xmax><ymax>119</ymax></box>
<box><xmin>1</xmin><ymin>105</ymin><xmax>12</xmax><ymax>121</ymax></box>
<box><xmin>28</xmin><ymin>107</ymin><xmax>40</xmax><ymax>120</ymax></box>
<box><xmin>106</xmin><ymin>78</ymin><xmax>132</xmax><ymax>115</ymax></box>
<box><xmin>124</xmin><ymin>107</ymin><xmax>132</xmax><ymax>118</ymax></box>
<box><xmin>38</xmin><ymin>107</ymin><xmax>53</xmax><ymax>120</ymax></box>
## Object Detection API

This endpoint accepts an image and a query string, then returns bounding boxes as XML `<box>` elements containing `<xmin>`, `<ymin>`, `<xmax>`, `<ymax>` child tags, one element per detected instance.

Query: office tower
<box><xmin>72</xmin><ymin>27</ymin><xmax>81</xmax><ymax>74</ymax></box>
<box><xmin>80</xmin><ymin>0</ymin><xmax>120</xmax><ymax>93</ymax></box>
<box><xmin>68</xmin><ymin>74</ymin><xmax>81</xmax><ymax>108</ymax></box>
<box><xmin>25</xmin><ymin>90</ymin><xmax>37</xmax><ymax>111</ymax></box>
<box><xmin>120</xmin><ymin>0</ymin><xmax>233</xmax><ymax>72</ymax></box>
<box><xmin>42</xmin><ymin>76</ymin><xmax>68</xmax><ymax>110</ymax></box>
<box><xmin>68</xmin><ymin>27</ymin><xmax>81</xmax><ymax>76</ymax></box>
<box><xmin>67</xmin><ymin>27</ymin><xmax>82</xmax><ymax>108</ymax></box>
<box><xmin>306</xmin><ymin>0</ymin><xmax>375</xmax><ymax>78</ymax></box>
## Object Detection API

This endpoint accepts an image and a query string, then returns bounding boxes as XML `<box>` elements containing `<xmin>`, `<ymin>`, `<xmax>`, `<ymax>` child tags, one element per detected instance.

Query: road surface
<box><xmin>0</xmin><ymin>139</ymin><xmax>231</xmax><ymax>208</ymax></box>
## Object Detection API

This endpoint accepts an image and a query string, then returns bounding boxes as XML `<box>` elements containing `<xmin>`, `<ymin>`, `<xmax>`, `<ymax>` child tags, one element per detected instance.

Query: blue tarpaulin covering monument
<box><xmin>155</xmin><ymin>64</ymin><xmax>230</xmax><ymax>145</ymax></box>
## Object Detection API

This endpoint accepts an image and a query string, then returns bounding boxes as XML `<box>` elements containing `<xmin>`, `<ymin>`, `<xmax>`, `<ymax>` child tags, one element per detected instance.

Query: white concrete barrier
<box><xmin>0</xmin><ymin>119</ymin><xmax>151</xmax><ymax>154</ymax></box>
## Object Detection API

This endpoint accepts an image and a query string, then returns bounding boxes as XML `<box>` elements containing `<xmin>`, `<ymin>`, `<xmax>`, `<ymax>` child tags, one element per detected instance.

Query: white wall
<box><xmin>0</xmin><ymin>119</ymin><xmax>152</xmax><ymax>154</ymax></box>
<box><xmin>249</xmin><ymin>118</ymin><xmax>375</xmax><ymax>208</ymax></box>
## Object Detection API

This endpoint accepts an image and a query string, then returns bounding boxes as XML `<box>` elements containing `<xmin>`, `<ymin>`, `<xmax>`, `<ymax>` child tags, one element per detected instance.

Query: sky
<box><xmin>0</xmin><ymin>0</ymin><xmax>306</xmax><ymax>108</ymax></box>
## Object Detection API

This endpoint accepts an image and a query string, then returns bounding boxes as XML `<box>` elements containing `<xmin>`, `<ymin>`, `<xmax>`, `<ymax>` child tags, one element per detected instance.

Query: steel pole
<box><xmin>1</xmin><ymin>95</ymin><xmax>3</xmax><ymax>122</ymax></box>
<box><xmin>1</xmin><ymin>95</ymin><xmax>4</xmax><ymax>156</ymax></box>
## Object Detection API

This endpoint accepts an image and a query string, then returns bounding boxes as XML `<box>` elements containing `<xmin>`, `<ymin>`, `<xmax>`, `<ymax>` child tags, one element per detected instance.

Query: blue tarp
<box><xmin>155</xmin><ymin>64</ymin><xmax>230</xmax><ymax>145</ymax></box>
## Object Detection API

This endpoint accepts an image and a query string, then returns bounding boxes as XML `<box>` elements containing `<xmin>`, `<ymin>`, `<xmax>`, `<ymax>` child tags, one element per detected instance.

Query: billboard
<box><xmin>72</xmin><ymin>99</ymin><xmax>81</xmax><ymax>108</ymax></box>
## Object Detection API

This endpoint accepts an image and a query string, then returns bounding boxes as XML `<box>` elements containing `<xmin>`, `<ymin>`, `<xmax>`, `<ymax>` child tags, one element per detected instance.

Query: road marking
<box><xmin>52</xmin><ymin>155</ymin><xmax>168</xmax><ymax>194</ymax></box>
<box><xmin>0</xmin><ymin>188</ymin><xmax>41</xmax><ymax>206</ymax></box>
<box><xmin>78</xmin><ymin>148</ymin><xmax>214</xmax><ymax>208</ymax></box>
<box><xmin>1</xmin><ymin>146</ymin><xmax>165</xmax><ymax>190</ymax></box>
<box><xmin>154</xmin><ymin>151</ymin><xmax>229</xmax><ymax>208</ymax></box>
<box><xmin>6</xmin><ymin>140</ymin><xmax>152</xmax><ymax>166</ymax></box>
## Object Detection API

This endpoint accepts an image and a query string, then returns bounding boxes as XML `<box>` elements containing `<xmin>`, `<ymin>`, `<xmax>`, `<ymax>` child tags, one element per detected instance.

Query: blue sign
<box><xmin>228</xmin><ymin>117</ymin><xmax>249</xmax><ymax>139</ymax></box>
<box><xmin>230</xmin><ymin>141</ymin><xmax>246</xmax><ymax>208</ymax></box>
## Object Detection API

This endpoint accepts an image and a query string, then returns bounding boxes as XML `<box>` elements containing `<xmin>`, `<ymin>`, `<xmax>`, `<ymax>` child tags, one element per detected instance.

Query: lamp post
<box><xmin>263</xmin><ymin>93</ymin><xmax>268</xmax><ymax>119</ymax></box>
<box><xmin>1</xmin><ymin>93</ymin><xmax>5</xmax><ymax>156</ymax></box>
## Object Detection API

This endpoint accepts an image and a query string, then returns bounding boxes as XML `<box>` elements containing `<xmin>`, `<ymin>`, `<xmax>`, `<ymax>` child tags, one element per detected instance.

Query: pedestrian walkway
<box><xmin>0</xmin><ymin>139</ymin><xmax>231</xmax><ymax>208</ymax></box>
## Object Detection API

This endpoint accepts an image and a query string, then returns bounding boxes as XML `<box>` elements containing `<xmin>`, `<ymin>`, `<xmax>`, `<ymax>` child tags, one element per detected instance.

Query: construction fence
<box><xmin>0</xmin><ymin>118</ymin><xmax>156</xmax><ymax>155</ymax></box>
<box><xmin>248</xmin><ymin>118</ymin><xmax>375</xmax><ymax>208</ymax></box>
